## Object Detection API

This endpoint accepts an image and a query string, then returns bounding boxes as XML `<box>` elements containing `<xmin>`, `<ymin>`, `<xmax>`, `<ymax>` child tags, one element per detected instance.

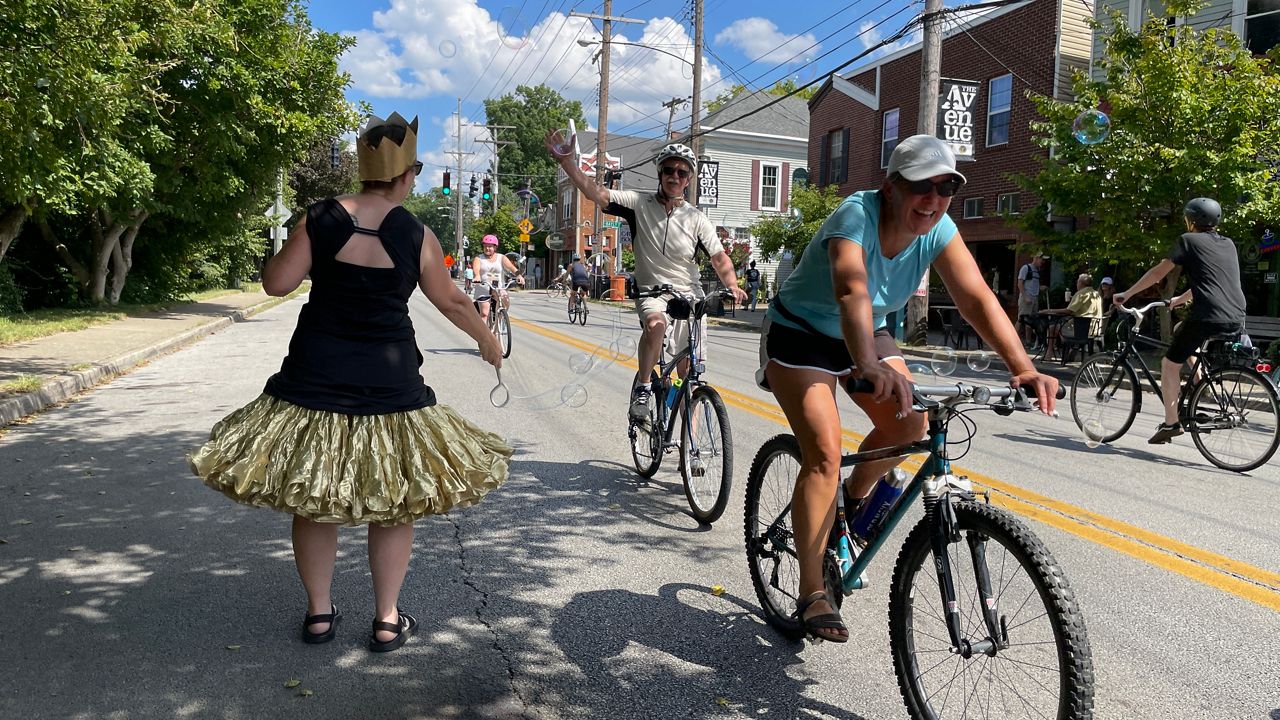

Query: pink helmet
<box><xmin>482</xmin><ymin>234</ymin><xmax>499</xmax><ymax>246</ymax></box>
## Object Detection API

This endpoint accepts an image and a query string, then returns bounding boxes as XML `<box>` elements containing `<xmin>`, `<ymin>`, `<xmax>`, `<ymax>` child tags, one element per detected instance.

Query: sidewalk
<box><xmin>0</xmin><ymin>290</ymin><xmax>288</xmax><ymax>426</ymax></box>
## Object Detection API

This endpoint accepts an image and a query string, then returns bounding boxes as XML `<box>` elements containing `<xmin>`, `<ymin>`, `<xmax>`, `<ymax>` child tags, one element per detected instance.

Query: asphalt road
<box><xmin>1</xmin><ymin>290</ymin><xmax>1277</xmax><ymax>719</ymax></box>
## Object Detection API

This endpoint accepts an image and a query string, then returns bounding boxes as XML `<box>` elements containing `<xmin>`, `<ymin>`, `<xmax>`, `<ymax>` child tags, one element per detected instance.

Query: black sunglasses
<box><xmin>900</xmin><ymin>177</ymin><xmax>962</xmax><ymax>197</ymax></box>
<box><xmin>660</xmin><ymin>166</ymin><xmax>692</xmax><ymax>179</ymax></box>
<box><xmin>412</xmin><ymin>161</ymin><xmax>424</xmax><ymax>176</ymax></box>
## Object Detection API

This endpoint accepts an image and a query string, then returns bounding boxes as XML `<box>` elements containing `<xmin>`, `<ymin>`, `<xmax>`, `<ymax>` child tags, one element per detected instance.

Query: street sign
<box><xmin>602</xmin><ymin>219</ymin><xmax>621</xmax><ymax>229</ymax></box>
<box><xmin>518</xmin><ymin>218</ymin><xmax>533</xmax><ymax>234</ymax></box>
<box><xmin>263</xmin><ymin>200</ymin><xmax>292</xmax><ymax>224</ymax></box>
<box><xmin>444</xmin><ymin>255</ymin><xmax>455</xmax><ymax>267</ymax></box>
<box><xmin>519</xmin><ymin>232</ymin><xmax>530</xmax><ymax>243</ymax></box>
<box><xmin>698</xmin><ymin>161</ymin><xmax>719</xmax><ymax>207</ymax></box>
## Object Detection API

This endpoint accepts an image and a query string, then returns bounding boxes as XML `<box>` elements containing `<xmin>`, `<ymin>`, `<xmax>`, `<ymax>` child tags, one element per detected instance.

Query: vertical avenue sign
<box><xmin>937</xmin><ymin>79</ymin><xmax>979</xmax><ymax>161</ymax></box>
<box><xmin>697</xmin><ymin>160</ymin><xmax>719</xmax><ymax>207</ymax></box>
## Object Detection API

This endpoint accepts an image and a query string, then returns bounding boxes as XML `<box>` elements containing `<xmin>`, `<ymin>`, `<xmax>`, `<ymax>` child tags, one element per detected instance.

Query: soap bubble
<box><xmin>785</xmin><ymin>206</ymin><xmax>804</xmax><ymax>231</ymax></box>
<box><xmin>609</xmin><ymin>336</ymin><xmax>637</xmax><ymax>362</ymax></box>
<box><xmin>931</xmin><ymin>348</ymin><xmax>957</xmax><ymax>377</ymax></box>
<box><xmin>967</xmin><ymin>350</ymin><xmax>993</xmax><ymax>373</ymax></box>
<box><xmin>1072</xmin><ymin>109</ymin><xmax>1110</xmax><ymax>145</ymax></box>
<box><xmin>439</xmin><ymin>40</ymin><xmax>457</xmax><ymax>59</ymax></box>
<box><xmin>569</xmin><ymin>352</ymin><xmax>596</xmax><ymax>374</ymax></box>
<box><xmin>1082</xmin><ymin>418</ymin><xmax>1105</xmax><ymax>449</ymax></box>
<box><xmin>496</xmin><ymin>6</ymin><xmax>531</xmax><ymax>50</ymax></box>
<box><xmin>549</xmin><ymin>127</ymin><xmax>576</xmax><ymax>157</ymax></box>
<box><xmin>560</xmin><ymin>383</ymin><xmax>588</xmax><ymax>408</ymax></box>
<box><xmin>906</xmin><ymin>362</ymin><xmax>932</xmax><ymax>379</ymax></box>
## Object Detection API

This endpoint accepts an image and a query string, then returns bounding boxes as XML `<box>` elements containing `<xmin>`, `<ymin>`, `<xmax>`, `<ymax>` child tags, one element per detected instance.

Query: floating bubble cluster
<box><xmin>930</xmin><ymin>347</ymin><xmax>957</xmax><ymax>377</ymax></box>
<box><xmin>1072</xmin><ymin>109</ymin><xmax>1111</xmax><ymax>145</ymax></box>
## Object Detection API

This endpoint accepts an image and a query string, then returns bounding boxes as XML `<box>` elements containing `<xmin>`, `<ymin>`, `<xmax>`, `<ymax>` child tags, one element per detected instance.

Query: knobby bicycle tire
<box><xmin>888</xmin><ymin>499</ymin><xmax>1094</xmax><ymax>720</ymax></box>
<box><xmin>1187</xmin><ymin>366</ymin><xmax>1280</xmax><ymax>472</ymax></box>
<box><xmin>680</xmin><ymin>385</ymin><xmax>732</xmax><ymax>525</ymax></box>
<box><xmin>744</xmin><ymin>434</ymin><xmax>806</xmax><ymax>639</ymax></box>
<box><xmin>1070</xmin><ymin>353</ymin><xmax>1140</xmax><ymax>443</ymax></box>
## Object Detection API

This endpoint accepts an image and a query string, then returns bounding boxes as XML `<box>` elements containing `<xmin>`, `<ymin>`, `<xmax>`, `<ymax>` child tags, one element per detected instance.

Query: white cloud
<box><xmin>714</xmin><ymin>18</ymin><xmax>818</xmax><ymax>65</ymax></box>
<box><xmin>858</xmin><ymin>19</ymin><xmax>919</xmax><ymax>59</ymax></box>
<box><xmin>339</xmin><ymin>0</ymin><xmax>721</xmax><ymax>142</ymax></box>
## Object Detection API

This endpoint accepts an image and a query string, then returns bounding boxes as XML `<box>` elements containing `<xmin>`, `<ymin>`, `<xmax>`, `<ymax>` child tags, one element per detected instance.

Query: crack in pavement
<box><xmin>446</xmin><ymin>513</ymin><xmax>532</xmax><ymax>720</ymax></box>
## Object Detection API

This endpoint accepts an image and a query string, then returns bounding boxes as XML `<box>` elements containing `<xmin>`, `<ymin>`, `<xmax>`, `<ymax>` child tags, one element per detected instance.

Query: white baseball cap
<box><xmin>886</xmin><ymin>135</ymin><xmax>967</xmax><ymax>184</ymax></box>
<box><xmin>1100</xmin><ymin>276</ymin><xmax>1114</xmax><ymax>285</ymax></box>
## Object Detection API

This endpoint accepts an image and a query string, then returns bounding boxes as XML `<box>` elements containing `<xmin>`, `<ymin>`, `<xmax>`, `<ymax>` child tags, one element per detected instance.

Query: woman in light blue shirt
<box><xmin>756</xmin><ymin>135</ymin><xmax>1057</xmax><ymax>642</ymax></box>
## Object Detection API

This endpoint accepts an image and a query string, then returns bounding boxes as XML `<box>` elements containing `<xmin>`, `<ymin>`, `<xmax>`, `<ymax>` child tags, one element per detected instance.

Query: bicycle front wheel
<box><xmin>680</xmin><ymin>385</ymin><xmax>732</xmax><ymax>524</ymax></box>
<box><xmin>743</xmin><ymin>434</ymin><xmax>805</xmax><ymax>639</ymax></box>
<box><xmin>1188</xmin><ymin>367</ymin><xmax>1280</xmax><ymax>472</ymax></box>
<box><xmin>1070</xmin><ymin>354</ymin><xmax>1140</xmax><ymax>443</ymax></box>
<box><xmin>579</xmin><ymin>301</ymin><xmax>588</xmax><ymax>326</ymax></box>
<box><xmin>889</xmin><ymin>499</ymin><xmax>1094</xmax><ymax>720</ymax></box>
<box><xmin>497</xmin><ymin>310</ymin><xmax>512</xmax><ymax>358</ymax></box>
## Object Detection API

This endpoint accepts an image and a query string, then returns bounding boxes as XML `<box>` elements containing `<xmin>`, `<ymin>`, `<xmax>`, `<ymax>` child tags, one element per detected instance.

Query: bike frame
<box><xmin>1093</xmin><ymin>314</ymin><xmax>1225</xmax><ymax>422</ymax></box>
<box><xmin>648</xmin><ymin>312</ymin><xmax>707</xmax><ymax>448</ymax></box>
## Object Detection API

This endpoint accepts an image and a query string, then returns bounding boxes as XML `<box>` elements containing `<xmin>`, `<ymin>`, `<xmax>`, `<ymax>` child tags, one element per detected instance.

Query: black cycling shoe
<box><xmin>1148</xmin><ymin>422</ymin><xmax>1184</xmax><ymax>444</ymax></box>
<box><xmin>629</xmin><ymin>385</ymin><xmax>653</xmax><ymax>423</ymax></box>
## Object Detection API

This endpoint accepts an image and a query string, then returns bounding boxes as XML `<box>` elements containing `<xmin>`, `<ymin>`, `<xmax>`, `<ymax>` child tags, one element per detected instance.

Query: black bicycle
<box><xmin>1070</xmin><ymin>300</ymin><xmax>1280</xmax><ymax>472</ymax></box>
<box><xmin>628</xmin><ymin>285</ymin><xmax>734</xmax><ymax>524</ymax></box>
<box><xmin>475</xmin><ymin>277</ymin><xmax>518</xmax><ymax>359</ymax></box>
<box><xmin>745</xmin><ymin>381</ymin><xmax>1093</xmax><ymax>720</ymax></box>
<box><xmin>568</xmin><ymin>285</ymin><xmax>589</xmax><ymax>326</ymax></box>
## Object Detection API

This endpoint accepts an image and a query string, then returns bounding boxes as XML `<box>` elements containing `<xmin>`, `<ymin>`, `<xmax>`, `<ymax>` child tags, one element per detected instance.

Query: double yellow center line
<box><xmin>512</xmin><ymin>315</ymin><xmax>1280</xmax><ymax>612</ymax></box>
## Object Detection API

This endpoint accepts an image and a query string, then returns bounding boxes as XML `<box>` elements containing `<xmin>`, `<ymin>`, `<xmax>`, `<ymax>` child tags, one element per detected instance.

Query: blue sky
<box><xmin>303</xmin><ymin>0</ymin><xmax>924</xmax><ymax>186</ymax></box>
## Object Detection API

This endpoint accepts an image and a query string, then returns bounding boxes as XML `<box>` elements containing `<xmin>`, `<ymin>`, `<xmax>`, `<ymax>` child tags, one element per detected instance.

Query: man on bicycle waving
<box><xmin>545</xmin><ymin>132</ymin><xmax>748</xmax><ymax>421</ymax></box>
<box><xmin>1112</xmin><ymin>197</ymin><xmax>1247</xmax><ymax>444</ymax></box>
<box><xmin>471</xmin><ymin>234</ymin><xmax>523</xmax><ymax>326</ymax></box>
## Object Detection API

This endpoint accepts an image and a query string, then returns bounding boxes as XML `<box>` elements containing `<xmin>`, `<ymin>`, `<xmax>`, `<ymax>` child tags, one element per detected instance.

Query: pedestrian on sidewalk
<box><xmin>745</xmin><ymin>260</ymin><xmax>761</xmax><ymax>312</ymax></box>
<box><xmin>754</xmin><ymin>135</ymin><xmax>1056</xmax><ymax>642</ymax></box>
<box><xmin>190</xmin><ymin>112</ymin><xmax>511</xmax><ymax>653</ymax></box>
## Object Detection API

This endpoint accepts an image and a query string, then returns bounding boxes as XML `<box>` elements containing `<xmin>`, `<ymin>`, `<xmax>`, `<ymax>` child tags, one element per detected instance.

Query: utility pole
<box><xmin>570</xmin><ymin>8</ymin><xmax>641</xmax><ymax>278</ymax></box>
<box><xmin>472</xmin><ymin>124</ymin><xmax>516</xmax><ymax>214</ymax></box>
<box><xmin>689</xmin><ymin>0</ymin><xmax>704</xmax><ymax>206</ymax></box>
<box><xmin>662</xmin><ymin>97</ymin><xmax>686</xmax><ymax>139</ymax></box>
<box><xmin>905</xmin><ymin>0</ymin><xmax>945</xmax><ymax>346</ymax></box>
<box><xmin>443</xmin><ymin>98</ymin><xmax>474</xmax><ymax>273</ymax></box>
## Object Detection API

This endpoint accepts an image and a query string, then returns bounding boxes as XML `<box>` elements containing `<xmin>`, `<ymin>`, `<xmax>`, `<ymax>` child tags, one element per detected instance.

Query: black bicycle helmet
<box><xmin>1183</xmin><ymin>197</ymin><xmax>1222</xmax><ymax>228</ymax></box>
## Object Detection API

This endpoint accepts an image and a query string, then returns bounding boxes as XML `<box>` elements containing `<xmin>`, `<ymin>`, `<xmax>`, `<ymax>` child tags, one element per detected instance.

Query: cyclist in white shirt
<box><xmin>546</xmin><ymin>132</ymin><xmax>748</xmax><ymax>421</ymax></box>
<box><xmin>471</xmin><ymin>234</ymin><xmax>523</xmax><ymax>326</ymax></box>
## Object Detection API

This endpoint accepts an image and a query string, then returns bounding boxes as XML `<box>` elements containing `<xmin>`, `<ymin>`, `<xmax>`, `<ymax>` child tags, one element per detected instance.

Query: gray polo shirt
<box><xmin>609</xmin><ymin>189</ymin><xmax>723</xmax><ymax>293</ymax></box>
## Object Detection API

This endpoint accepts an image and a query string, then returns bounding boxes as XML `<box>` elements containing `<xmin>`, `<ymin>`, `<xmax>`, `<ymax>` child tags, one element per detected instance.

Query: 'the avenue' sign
<box><xmin>937</xmin><ymin>79</ymin><xmax>979</xmax><ymax>161</ymax></box>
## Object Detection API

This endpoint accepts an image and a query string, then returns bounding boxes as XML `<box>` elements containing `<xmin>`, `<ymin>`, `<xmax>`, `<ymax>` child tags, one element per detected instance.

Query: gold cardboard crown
<box><xmin>357</xmin><ymin>112</ymin><xmax>419</xmax><ymax>182</ymax></box>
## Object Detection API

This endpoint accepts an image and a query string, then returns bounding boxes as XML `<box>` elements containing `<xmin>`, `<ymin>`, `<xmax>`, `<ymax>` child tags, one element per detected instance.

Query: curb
<box><xmin>0</xmin><ymin>295</ymin><xmax>290</xmax><ymax>427</ymax></box>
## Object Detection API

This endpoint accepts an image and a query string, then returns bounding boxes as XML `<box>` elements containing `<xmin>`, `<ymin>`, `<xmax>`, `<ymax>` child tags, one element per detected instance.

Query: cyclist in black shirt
<box><xmin>1112</xmin><ymin>197</ymin><xmax>1247</xmax><ymax>444</ymax></box>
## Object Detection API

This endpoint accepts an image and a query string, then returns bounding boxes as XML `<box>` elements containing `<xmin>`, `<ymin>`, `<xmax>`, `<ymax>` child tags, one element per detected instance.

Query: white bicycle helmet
<box><xmin>654</xmin><ymin>143</ymin><xmax>697</xmax><ymax>172</ymax></box>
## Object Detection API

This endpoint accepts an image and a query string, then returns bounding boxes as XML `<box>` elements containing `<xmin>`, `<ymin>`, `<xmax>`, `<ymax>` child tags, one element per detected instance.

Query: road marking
<box><xmin>510</xmin><ymin>316</ymin><xmax>1280</xmax><ymax>611</ymax></box>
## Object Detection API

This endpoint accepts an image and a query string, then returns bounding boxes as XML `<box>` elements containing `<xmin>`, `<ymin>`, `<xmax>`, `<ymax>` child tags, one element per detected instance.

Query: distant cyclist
<box><xmin>471</xmin><ymin>235</ymin><xmax>523</xmax><ymax>326</ymax></box>
<box><xmin>1112</xmin><ymin>197</ymin><xmax>1246</xmax><ymax>444</ymax></box>
<box><xmin>546</xmin><ymin>131</ymin><xmax>748</xmax><ymax>421</ymax></box>
<box><xmin>568</xmin><ymin>253</ymin><xmax>590</xmax><ymax>313</ymax></box>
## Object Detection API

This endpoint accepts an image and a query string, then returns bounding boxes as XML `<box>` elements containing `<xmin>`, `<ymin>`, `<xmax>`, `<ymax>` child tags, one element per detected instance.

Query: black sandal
<box><xmin>368</xmin><ymin>609</ymin><xmax>418</xmax><ymax>653</ymax></box>
<box><xmin>794</xmin><ymin>591</ymin><xmax>848</xmax><ymax>643</ymax></box>
<box><xmin>301</xmin><ymin>604</ymin><xmax>342</xmax><ymax>644</ymax></box>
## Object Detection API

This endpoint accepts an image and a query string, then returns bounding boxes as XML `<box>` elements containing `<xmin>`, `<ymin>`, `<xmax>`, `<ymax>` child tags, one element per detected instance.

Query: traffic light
<box><xmin>482</xmin><ymin>177</ymin><xmax>492</xmax><ymax>202</ymax></box>
<box><xmin>468</xmin><ymin>176</ymin><xmax>478</xmax><ymax>198</ymax></box>
<box><xmin>329</xmin><ymin>140</ymin><xmax>340</xmax><ymax>169</ymax></box>
<box><xmin>442</xmin><ymin>170</ymin><xmax>451</xmax><ymax>195</ymax></box>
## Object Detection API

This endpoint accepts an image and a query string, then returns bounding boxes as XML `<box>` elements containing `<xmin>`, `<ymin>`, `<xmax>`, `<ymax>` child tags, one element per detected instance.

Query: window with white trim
<box><xmin>881</xmin><ymin>108</ymin><xmax>900</xmax><ymax>169</ymax></box>
<box><xmin>987</xmin><ymin>74</ymin><xmax>1012</xmax><ymax>147</ymax></box>
<box><xmin>760</xmin><ymin>163</ymin><xmax>780</xmax><ymax>211</ymax></box>
<box><xmin>963</xmin><ymin>197</ymin><xmax>984</xmax><ymax>219</ymax></box>
<box><xmin>827</xmin><ymin>130</ymin><xmax>844</xmax><ymax>185</ymax></box>
<box><xmin>997</xmin><ymin>193</ymin><xmax>1020</xmax><ymax>215</ymax></box>
<box><xmin>1247</xmin><ymin>0</ymin><xmax>1280</xmax><ymax>54</ymax></box>
<box><xmin>562</xmin><ymin>189</ymin><xmax>572</xmax><ymax>221</ymax></box>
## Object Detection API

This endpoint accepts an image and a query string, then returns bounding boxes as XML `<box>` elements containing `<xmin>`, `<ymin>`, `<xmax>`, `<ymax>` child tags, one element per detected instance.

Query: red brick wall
<box><xmin>808</xmin><ymin>0</ymin><xmax>1060</xmax><ymax>249</ymax></box>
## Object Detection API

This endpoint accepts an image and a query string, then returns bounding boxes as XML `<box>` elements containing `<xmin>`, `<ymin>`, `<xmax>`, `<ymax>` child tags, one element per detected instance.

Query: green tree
<box><xmin>748</xmin><ymin>183</ymin><xmax>844</xmax><ymax>262</ymax></box>
<box><xmin>471</xmin><ymin>207</ymin><xmax>523</xmax><ymax>255</ymax></box>
<box><xmin>403</xmin><ymin>190</ymin><xmax>473</xmax><ymax>253</ymax></box>
<box><xmin>289</xmin><ymin>139</ymin><xmax>360</xmax><ymax>220</ymax></box>
<box><xmin>1016</xmin><ymin>0</ymin><xmax>1280</xmax><ymax>276</ymax></box>
<box><xmin>705</xmin><ymin>78</ymin><xmax>817</xmax><ymax>113</ymax></box>
<box><xmin>483</xmin><ymin>85</ymin><xmax>587</xmax><ymax>209</ymax></box>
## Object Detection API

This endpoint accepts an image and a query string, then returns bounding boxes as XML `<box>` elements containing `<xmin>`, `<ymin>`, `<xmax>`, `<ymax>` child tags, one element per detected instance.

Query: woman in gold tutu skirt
<box><xmin>190</xmin><ymin>112</ymin><xmax>511</xmax><ymax>653</ymax></box>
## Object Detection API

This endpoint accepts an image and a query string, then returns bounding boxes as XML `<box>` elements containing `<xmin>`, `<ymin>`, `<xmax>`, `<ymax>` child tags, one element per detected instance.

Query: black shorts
<box><xmin>572</xmin><ymin>281</ymin><xmax>590</xmax><ymax>293</ymax></box>
<box><xmin>756</xmin><ymin>317</ymin><xmax>901</xmax><ymax>390</ymax></box>
<box><xmin>1166</xmin><ymin>320</ymin><xmax>1242</xmax><ymax>364</ymax></box>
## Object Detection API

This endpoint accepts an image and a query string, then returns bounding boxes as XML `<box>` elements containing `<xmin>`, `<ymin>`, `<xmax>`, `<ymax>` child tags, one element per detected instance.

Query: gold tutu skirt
<box><xmin>189</xmin><ymin>394</ymin><xmax>511</xmax><ymax>525</ymax></box>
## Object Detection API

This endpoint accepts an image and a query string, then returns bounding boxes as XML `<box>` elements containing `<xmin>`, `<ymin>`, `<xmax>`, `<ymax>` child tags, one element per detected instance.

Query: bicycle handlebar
<box><xmin>636</xmin><ymin>283</ymin><xmax>733</xmax><ymax>300</ymax></box>
<box><xmin>845</xmin><ymin>378</ymin><xmax>1066</xmax><ymax>413</ymax></box>
<box><xmin>1113</xmin><ymin>299</ymin><xmax>1169</xmax><ymax>321</ymax></box>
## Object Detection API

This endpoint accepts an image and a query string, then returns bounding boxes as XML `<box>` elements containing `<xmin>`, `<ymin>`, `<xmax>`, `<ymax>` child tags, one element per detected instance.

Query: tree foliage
<box><xmin>403</xmin><ymin>189</ymin><xmax>474</xmax><ymax>256</ymax></box>
<box><xmin>1016</xmin><ymin>0</ymin><xmax>1280</xmax><ymax>274</ymax></box>
<box><xmin>705</xmin><ymin>79</ymin><xmax>816</xmax><ymax>113</ymax></box>
<box><xmin>748</xmin><ymin>183</ymin><xmax>845</xmax><ymax>262</ymax></box>
<box><xmin>483</xmin><ymin>85</ymin><xmax>587</xmax><ymax>211</ymax></box>
<box><xmin>471</xmin><ymin>207</ymin><xmax>523</xmax><ymax>256</ymax></box>
<box><xmin>289</xmin><ymin>140</ymin><xmax>360</xmax><ymax>221</ymax></box>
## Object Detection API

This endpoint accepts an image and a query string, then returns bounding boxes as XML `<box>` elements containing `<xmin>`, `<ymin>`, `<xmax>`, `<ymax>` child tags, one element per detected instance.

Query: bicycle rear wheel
<box><xmin>629</xmin><ymin>389</ymin><xmax>662</xmax><ymax>478</ymax></box>
<box><xmin>889</xmin><ymin>499</ymin><xmax>1094</xmax><ymax>720</ymax></box>
<box><xmin>579</xmin><ymin>300</ymin><xmax>588</xmax><ymax>326</ymax></box>
<box><xmin>1188</xmin><ymin>367</ymin><xmax>1280</xmax><ymax>472</ymax></box>
<box><xmin>680</xmin><ymin>385</ymin><xmax>732</xmax><ymax>524</ymax></box>
<box><xmin>1070</xmin><ymin>354</ymin><xmax>1140</xmax><ymax>443</ymax></box>
<box><xmin>744</xmin><ymin>434</ymin><xmax>805</xmax><ymax>639</ymax></box>
<box><xmin>497</xmin><ymin>309</ymin><xmax>512</xmax><ymax>358</ymax></box>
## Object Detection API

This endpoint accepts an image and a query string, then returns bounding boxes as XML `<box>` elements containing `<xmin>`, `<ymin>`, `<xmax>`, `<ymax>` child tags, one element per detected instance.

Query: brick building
<box><xmin>806</xmin><ymin>0</ymin><xmax>1091</xmax><ymax>305</ymax></box>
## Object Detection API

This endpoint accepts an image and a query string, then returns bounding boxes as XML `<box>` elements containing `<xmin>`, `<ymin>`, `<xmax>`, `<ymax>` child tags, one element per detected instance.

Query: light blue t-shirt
<box><xmin>768</xmin><ymin>190</ymin><xmax>957</xmax><ymax>339</ymax></box>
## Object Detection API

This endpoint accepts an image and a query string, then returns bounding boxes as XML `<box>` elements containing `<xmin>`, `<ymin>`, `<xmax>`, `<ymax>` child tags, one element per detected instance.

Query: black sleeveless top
<box><xmin>264</xmin><ymin>199</ymin><xmax>436</xmax><ymax>414</ymax></box>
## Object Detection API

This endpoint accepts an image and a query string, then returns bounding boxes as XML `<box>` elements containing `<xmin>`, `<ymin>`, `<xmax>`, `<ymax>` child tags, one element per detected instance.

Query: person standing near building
<box><xmin>1017</xmin><ymin>254</ymin><xmax>1047</xmax><ymax>347</ymax></box>
<box><xmin>745</xmin><ymin>260</ymin><xmax>762</xmax><ymax>312</ymax></box>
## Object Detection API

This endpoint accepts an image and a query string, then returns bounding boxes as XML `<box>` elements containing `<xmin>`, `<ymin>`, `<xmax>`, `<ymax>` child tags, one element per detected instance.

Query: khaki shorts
<box><xmin>637</xmin><ymin>295</ymin><xmax>710</xmax><ymax>362</ymax></box>
<box><xmin>1017</xmin><ymin>294</ymin><xmax>1039</xmax><ymax>318</ymax></box>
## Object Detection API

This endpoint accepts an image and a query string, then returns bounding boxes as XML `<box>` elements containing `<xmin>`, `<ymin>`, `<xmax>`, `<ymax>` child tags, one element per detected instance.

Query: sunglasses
<box><xmin>660</xmin><ymin>166</ymin><xmax>692</xmax><ymax>179</ymax></box>
<box><xmin>900</xmin><ymin>177</ymin><xmax>962</xmax><ymax>197</ymax></box>
<box><xmin>412</xmin><ymin>161</ymin><xmax>424</xmax><ymax>176</ymax></box>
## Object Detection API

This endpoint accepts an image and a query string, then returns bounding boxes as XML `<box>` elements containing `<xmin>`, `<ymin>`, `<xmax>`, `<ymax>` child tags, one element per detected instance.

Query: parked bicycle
<box><xmin>628</xmin><ymin>285</ymin><xmax>734</xmax><ymax>524</ymax></box>
<box><xmin>1070</xmin><ymin>300</ymin><xmax>1280</xmax><ymax>472</ymax></box>
<box><xmin>745</xmin><ymin>380</ymin><xmax>1093</xmax><ymax>720</ymax></box>
<box><xmin>568</xmin><ymin>284</ymin><xmax>589</xmax><ymax>326</ymax></box>
<box><xmin>475</xmin><ymin>277</ymin><xmax>519</xmax><ymax>359</ymax></box>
